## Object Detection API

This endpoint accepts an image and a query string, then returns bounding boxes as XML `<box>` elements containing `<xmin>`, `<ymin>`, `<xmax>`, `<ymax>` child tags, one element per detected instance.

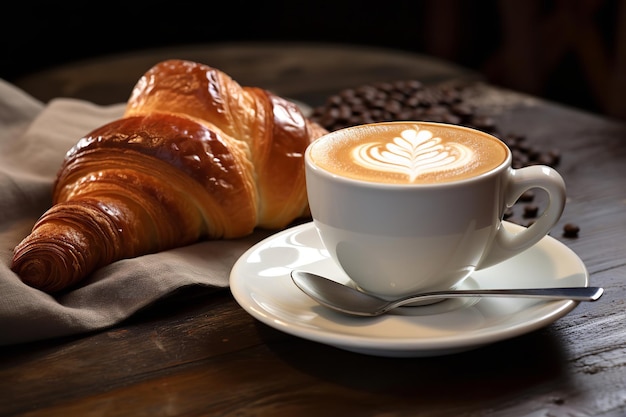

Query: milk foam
<box><xmin>353</xmin><ymin>127</ymin><xmax>473</xmax><ymax>181</ymax></box>
<box><xmin>309</xmin><ymin>122</ymin><xmax>509</xmax><ymax>184</ymax></box>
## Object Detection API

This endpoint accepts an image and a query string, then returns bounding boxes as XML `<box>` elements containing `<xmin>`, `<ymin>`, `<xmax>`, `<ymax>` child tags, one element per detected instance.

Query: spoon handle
<box><xmin>393</xmin><ymin>286</ymin><xmax>604</xmax><ymax>309</ymax></box>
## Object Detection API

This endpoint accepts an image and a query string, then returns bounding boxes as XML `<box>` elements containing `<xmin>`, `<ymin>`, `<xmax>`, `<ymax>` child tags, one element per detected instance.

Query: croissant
<box><xmin>11</xmin><ymin>59</ymin><xmax>328</xmax><ymax>293</ymax></box>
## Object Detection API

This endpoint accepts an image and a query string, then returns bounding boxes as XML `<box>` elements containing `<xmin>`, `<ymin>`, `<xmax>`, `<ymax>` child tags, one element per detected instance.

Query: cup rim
<box><xmin>305</xmin><ymin>121</ymin><xmax>512</xmax><ymax>189</ymax></box>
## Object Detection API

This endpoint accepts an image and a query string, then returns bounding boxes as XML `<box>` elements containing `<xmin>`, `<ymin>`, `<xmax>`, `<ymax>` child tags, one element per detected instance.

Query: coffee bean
<box><xmin>326</xmin><ymin>95</ymin><xmax>343</xmax><ymax>106</ymax></box>
<box><xmin>450</xmin><ymin>103</ymin><xmax>474</xmax><ymax>121</ymax></box>
<box><xmin>563</xmin><ymin>223</ymin><xmax>580</xmax><ymax>238</ymax></box>
<box><xmin>548</xmin><ymin>149</ymin><xmax>562</xmax><ymax>166</ymax></box>
<box><xmin>523</xmin><ymin>205</ymin><xmax>539</xmax><ymax>218</ymax></box>
<box><xmin>384</xmin><ymin>100</ymin><xmax>403</xmax><ymax>114</ymax></box>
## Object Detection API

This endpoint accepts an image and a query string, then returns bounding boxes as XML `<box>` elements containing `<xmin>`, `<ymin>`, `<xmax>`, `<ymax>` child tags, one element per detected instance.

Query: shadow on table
<box><xmin>258</xmin><ymin>322</ymin><xmax>571</xmax><ymax>405</ymax></box>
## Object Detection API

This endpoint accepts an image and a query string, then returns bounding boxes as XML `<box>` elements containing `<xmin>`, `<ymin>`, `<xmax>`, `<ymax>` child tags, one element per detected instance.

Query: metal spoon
<box><xmin>290</xmin><ymin>270</ymin><xmax>604</xmax><ymax>317</ymax></box>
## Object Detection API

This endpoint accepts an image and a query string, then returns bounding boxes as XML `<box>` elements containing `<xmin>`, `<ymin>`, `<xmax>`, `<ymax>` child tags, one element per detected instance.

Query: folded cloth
<box><xmin>0</xmin><ymin>79</ymin><xmax>273</xmax><ymax>346</ymax></box>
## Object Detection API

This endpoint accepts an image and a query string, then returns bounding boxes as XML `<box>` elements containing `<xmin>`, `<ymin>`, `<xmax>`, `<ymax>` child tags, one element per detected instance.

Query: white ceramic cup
<box><xmin>304</xmin><ymin>121</ymin><xmax>566</xmax><ymax>299</ymax></box>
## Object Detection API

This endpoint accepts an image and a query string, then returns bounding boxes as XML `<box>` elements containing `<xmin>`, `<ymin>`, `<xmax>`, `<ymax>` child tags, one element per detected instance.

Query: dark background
<box><xmin>2</xmin><ymin>0</ymin><xmax>624</xmax><ymax>121</ymax></box>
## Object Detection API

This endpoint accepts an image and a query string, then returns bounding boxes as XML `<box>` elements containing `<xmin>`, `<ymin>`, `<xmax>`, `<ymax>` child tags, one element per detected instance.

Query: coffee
<box><xmin>308</xmin><ymin>122</ymin><xmax>509</xmax><ymax>184</ymax></box>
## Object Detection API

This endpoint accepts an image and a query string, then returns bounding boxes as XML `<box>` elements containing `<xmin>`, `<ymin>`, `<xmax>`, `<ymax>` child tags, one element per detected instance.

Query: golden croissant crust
<box><xmin>11</xmin><ymin>59</ymin><xmax>327</xmax><ymax>293</ymax></box>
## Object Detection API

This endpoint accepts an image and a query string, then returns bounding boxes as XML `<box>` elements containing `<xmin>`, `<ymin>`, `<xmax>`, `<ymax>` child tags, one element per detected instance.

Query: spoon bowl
<box><xmin>290</xmin><ymin>270</ymin><xmax>604</xmax><ymax>317</ymax></box>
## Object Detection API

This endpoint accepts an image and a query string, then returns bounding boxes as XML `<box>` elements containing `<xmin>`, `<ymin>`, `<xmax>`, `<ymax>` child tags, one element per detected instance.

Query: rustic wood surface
<box><xmin>2</xmin><ymin>42</ymin><xmax>625</xmax><ymax>417</ymax></box>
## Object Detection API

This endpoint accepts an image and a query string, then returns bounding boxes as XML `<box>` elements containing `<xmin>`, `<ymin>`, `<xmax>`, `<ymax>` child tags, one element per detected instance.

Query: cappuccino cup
<box><xmin>304</xmin><ymin>121</ymin><xmax>566</xmax><ymax>299</ymax></box>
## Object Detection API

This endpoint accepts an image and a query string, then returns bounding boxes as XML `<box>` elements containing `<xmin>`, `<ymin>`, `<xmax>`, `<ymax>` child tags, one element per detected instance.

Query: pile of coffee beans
<box><xmin>311</xmin><ymin>80</ymin><xmax>471</xmax><ymax>130</ymax></box>
<box><xmin>309</xmin><ymin>80</ymin><xmax>579</xmax><ymax>238</ymax></box>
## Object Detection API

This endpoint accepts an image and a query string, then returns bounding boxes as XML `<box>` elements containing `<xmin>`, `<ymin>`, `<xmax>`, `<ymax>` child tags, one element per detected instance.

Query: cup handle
<box><xmin>477</xmin><ymin>165</ymin><xmax>566</xmax><ymax>270</ymax></box>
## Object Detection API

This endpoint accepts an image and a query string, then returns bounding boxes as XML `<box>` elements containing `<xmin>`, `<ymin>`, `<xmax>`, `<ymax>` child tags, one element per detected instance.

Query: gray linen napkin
<box><xmin>0</xmin><ymin>79</ymin><xmax>273</xmax><ymax>346</ymax></box>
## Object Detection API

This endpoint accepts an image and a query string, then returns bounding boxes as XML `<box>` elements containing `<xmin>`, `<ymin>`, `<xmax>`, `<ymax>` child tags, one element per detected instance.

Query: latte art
<box><xmin>308</xmin><ymin>121</ymin><xmax>509</xmax><ymax>184</ymax></box>
<box><xmin>353</xmin><ymin>127</ymin><xmax>473</xmax><ymax>181</ymax></box>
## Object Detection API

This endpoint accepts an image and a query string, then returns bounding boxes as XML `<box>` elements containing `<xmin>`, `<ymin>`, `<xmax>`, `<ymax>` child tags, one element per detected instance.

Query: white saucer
<box><xmin>229</xmin><ymin>221</ymin><xmax>589</xmax><ymax>357</ymax></box>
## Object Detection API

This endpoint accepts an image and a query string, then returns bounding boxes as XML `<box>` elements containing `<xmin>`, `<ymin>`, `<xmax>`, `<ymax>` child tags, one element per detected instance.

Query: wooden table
<box><xmin>2</xmin><ymin>42</ymin><xmax>626</xmax><ymax>417</ymax></box>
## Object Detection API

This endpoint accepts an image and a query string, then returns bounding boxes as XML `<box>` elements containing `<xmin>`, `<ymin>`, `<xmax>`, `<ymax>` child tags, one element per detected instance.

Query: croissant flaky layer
<box><xmin>11</xmin><ymin>59</ymin><xmax>327</xmax><ymax>293</ymax></box>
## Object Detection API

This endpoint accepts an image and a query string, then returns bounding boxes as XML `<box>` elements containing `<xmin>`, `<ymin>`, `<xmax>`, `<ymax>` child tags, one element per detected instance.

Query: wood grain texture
<box><xmin>2</xmin><ymin>43</ymin><xmax>625</xmax><ymax>417</ymax></box>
